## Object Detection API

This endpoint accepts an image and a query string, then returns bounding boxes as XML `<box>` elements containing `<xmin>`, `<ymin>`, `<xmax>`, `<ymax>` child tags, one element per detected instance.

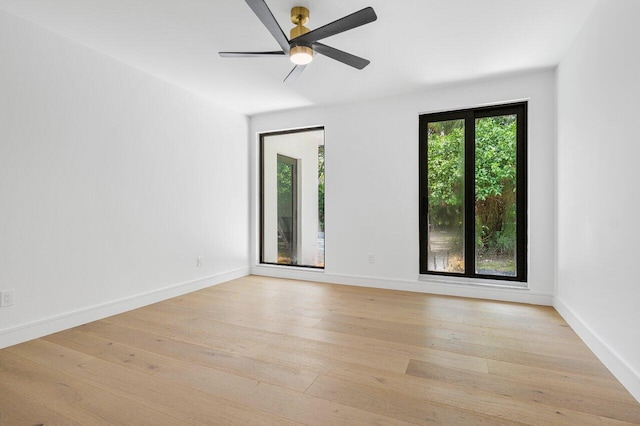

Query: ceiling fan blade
<box><xmin>245</xmin><ymin>0</ymin><xmax>290</xmax><ymax>53</ymax></box>
<box><xmin>284</xmin><ymin>65</ymin><xmax>307</xmax><ymax>83</ymax></box>
<box><xmin>219</xmin><ymin>51</ymin><xmax>286</xmax><ymax>58</ymax></box>
<box><xmin>312</xmin><ymin>43</ymin><xmax>370</xmax><ymax>70</ymax></box>
<box><xmin>292</xmin><ymin>7</ymin><xmax>377</xmax><ymax>45</ymax></box>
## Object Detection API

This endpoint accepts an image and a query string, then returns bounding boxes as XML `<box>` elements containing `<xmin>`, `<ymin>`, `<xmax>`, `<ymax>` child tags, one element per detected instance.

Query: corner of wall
<box><xmin>554</xmin><ymin>296</ymin><xmax>640</xmax><ymax>402</ymax></box>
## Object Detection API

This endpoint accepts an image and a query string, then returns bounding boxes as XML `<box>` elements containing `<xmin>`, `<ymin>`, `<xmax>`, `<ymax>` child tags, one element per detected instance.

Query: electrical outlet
<box><xmin>197</xmin><ymin>256</ymin><xmax>204</xmax><ymax>267</ymax></box>
<box><xmin>1</xmin><ymin>289</ymin><xmax>14</xmax><ymax>307</ymax></box>
<box><xmin>367</xmin><ymin>253</ymin><xmax>375</xmax><ymax>264</ymax></box>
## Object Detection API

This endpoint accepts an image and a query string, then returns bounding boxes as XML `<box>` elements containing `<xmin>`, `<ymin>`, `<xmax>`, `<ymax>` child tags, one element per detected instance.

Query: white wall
<box><xmin>0</xmin><ymin>10</ymin><xmax>249</xmax><ymax>348</ymax></box>
<box><xmin>251</xmin><ymin>70</ymin><xmax>557</xmax><ymax>305</ymax></box>
<box><xmin>556</xmin><ymin>0</ymin><xmax>640</xmax><ymax>402</ymax></box>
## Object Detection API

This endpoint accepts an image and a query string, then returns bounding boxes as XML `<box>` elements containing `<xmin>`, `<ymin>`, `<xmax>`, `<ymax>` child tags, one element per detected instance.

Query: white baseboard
<box><xmin>0</xmin><ymin>267</ymin><xmax>250</xmax><ymax>350</ymax></box>
<box><xmin>250</xmin><ymin>266</ymin><xmax>554</xmax><ymax>305</ymax></box>
<box><xmin>554</xmin><ymin>297</ymin><xmax>640</xmax><ymax>403</ymax></box>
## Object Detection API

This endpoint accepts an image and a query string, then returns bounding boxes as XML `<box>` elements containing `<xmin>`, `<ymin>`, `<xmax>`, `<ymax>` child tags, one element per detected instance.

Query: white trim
<box><xmin>250</xmin><ymin>266</ymin><xmax>553</xmax><ymax>305</ymax></box>
<box><xmin>554</xmin><ymin>297</ymin><xmax>640</xmax><ymax>403</ymax></box>
<box><xmin>257</xmin><ymin>263</ymin><xmax>325</xmax><ymax>273</ymax></box>
<box><xmin>417</xmin><ymin>97</ymin><xmax>531</xmax><ymax>116</ymax></box>
<box><xmin>418</xmin><ymin>274</ymin><xmax>528</xmax><ymax>290</ymax></box>
<box><xmin>0</xmin><ymin>267</ymin><xmax>250</xmax><ymax>349</ymax></box>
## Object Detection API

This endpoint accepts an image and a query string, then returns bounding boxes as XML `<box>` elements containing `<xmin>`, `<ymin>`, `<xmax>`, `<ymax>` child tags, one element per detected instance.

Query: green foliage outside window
<box><xmin>277</xmin><ymin>161</ymin><xmax>293</xmax><ymax>216</ymax></box>
<box><xmin>428</xmin><ymin>116</ymin><xmax>517</xmax><ymax>257</ymax></box>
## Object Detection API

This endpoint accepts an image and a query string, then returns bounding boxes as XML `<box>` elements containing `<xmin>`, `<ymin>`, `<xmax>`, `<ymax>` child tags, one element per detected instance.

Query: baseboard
<box><xmin>554</xmin><ymin>297</ymin><xmax>640</xmax><ymax>403</ymax></box>
<box><xmin>0</xmin><ymin>267</ymin><xmax>250</xmax><ymax>350</ymax></box>
<box><xmin>250</xmin><ymin>266</ymin><xmax>554</xmax><ymax>305</ymax></box>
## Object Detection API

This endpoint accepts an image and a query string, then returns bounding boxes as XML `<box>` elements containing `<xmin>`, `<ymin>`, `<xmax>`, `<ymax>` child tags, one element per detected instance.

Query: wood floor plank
<box><xmin>220</xmin><ymin>277</ymin><xmax>569</xmax><ymax>328</ymax></box>
<box><xmin>315</xmin><ymin>317</ymin><xmax>613</xmax><ymax>377</ymax></box>
<box><xmin>332</xmin><ymin>288</ymin><xmax>564</xmax><ymax>325</ymax></box>
<box><xmin>217</xmin><ymin>289</ymin><xmax>468</xmax><ymax>324</ymax></box>
<box><xmin>165</xmin><ymin>299</ymin><xmax>491</xmax><ymax>374</ymax></box>
<box><xmin>406</xmin><ymin>359</ymin><xmax>640</xmax><ymax>423</ymax></box>
<box><xmin>82</xmin><ymin>320</ymin><xmax>318</xmax><ymax>392</ymax></box>
<box><xmin>319</xmin><ymin>358</ymin><xmax>635</xmax><ymax>426</ymax></box>
<box><xmin>314</xmin><ymin>315</ymin><xmax>534</xmax><ymax>351</ymax></box>
<box><xmin>1</xmin><ymin>275</ymin><xmax>638</xmax><ymax>425</ymax></box>
<box><xmin>138</xmin><ymin>314</ymin><xmax>413</xmax><ymax>374</ymax></box>
<box><xmin>196</xmin><ymin>281</ymin><xmax>585</xmax><ymax>347</ymax></box>
<box><xmin>305</xmin><ymin>374</ymin><xmax>525</xmax><ymax>425</ymax></box>
<box><xmin>44</xmin><ymin>329</ymin><xmax>170</xmax><ymax>376</ymax></box>
<box><xmin>242</xmin><ymin>342</ymin><xmax>634</xmax><ymax>425</ymax></box>
<box><xmin>0</xmin><ymin>350</ymin><xmax>186</xmax><ymax>425</ymax></box>
<box><xmin>0</xmin><ymin>381</ymin><xmax>81</xmax><ymax>426</ymax></box>
<box><xmin>151</xmin><ymin>356</ymin><xmax>411</xmax><ymax>425</ymax></box>
<box><xmin>12</xmin><ymin>339</ymin><xmax>302</xmax><ymax>426</ymax></box>
<box><xmin>164</xmin><ymin>293</ymin><xmax>324</xmax><ymax>328</ymax></box>
<box><xmin>105</xmin><ymin>311</ymin><xmax>408</xmax><ymax>375</ymax></box>
<box><xmin>104</xmin><ymin>314</ymin><xmax>255</xmax><ymax>354</ymax></box>
<box><xmin>313</xmin><ymin>311</ymin><xmax>599</xmax><ymax>359</ymax></box>
<box><xmin>487</xmin><ymin>359</ymin><xmax>639</xmax><ymax>402</ymax></box>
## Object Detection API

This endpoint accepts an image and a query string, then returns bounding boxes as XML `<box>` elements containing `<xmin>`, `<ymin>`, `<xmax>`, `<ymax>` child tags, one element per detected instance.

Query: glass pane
<box><xmin>475</xmin><ymin>115</ymin><xmax>517</xmax><ymax>276</ymax></box>
<box><xmin>317</xmin><ymin>145</ymin><xmax>325</xmax><ymax>267</ymax></box>
<box><xmin>427</xmin><ymin>119</ymin><xmax>465</xmax><ymax>273</ymax></box>
<box><xmin>277</xmin><ymin>155</ymin><xmax>297</xmax><ymax>265</ymax></box>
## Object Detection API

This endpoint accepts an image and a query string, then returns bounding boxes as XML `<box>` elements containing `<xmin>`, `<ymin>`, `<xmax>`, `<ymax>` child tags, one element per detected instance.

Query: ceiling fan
<box><xmin>219</xmin><ymin>0</ymin><xmax>377</xmax><ymax>82</ymax></box>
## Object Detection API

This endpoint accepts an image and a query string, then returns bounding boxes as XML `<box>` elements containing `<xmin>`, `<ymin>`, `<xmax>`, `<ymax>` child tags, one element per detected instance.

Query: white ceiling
<box><xmin>0</xmin><ymin>0</ymin><xmax>597</xmax><ymax>116</ymax></box>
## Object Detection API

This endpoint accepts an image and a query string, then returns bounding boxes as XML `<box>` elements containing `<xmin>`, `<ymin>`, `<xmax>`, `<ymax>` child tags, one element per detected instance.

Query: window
<box><xmin>260</xmin><ymin>127</ymin><xmax>325</xmax><ymax>268</ymax></box>
<box><xmin>419</xmin><ymin>103</ymin><xmax>527</xmax><ymax>282</ymax></box>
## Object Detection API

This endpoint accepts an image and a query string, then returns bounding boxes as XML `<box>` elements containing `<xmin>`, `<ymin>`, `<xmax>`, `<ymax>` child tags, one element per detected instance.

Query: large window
<box><xmin>419</xmin><ymin>103</ymin><xmax>527</xmax><ymax>282</ymax></box>
<box><xmin>260</xmin><ymin>127</ymin><xmax>325</xmax><ymax>268</ymax></box>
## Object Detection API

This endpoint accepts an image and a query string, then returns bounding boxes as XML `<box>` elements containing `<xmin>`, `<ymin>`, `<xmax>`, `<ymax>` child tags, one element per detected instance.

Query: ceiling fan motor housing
<box><xmin>290</xmin><ymin>6</ymin><xmax>313</xmax><ymax>61</ymax></box>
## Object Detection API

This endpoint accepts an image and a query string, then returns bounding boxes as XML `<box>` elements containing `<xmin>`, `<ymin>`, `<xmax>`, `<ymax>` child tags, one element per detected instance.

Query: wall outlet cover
<box><xmin>1</xmin><ymin>289</ymin><xmax>15</xmax><ymax>307</ymax></box>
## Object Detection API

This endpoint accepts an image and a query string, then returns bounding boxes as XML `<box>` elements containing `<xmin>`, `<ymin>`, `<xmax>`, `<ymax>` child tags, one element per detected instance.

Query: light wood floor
<box><xmin>1</xmin><ymin>276</ymin><xmax>639</xmax><ymax>425</ymax></box>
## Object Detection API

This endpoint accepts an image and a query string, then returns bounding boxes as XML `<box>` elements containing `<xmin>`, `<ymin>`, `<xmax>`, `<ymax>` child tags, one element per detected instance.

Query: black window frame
<box><xmin>419</xmin><ymin>102</ymin><xmax>528</xmax><ymax>282</ymax></box>
<box><xmin>259</xmin><ymin>126</ymin><xmax>325</xmax><ymax>269</ymax></box>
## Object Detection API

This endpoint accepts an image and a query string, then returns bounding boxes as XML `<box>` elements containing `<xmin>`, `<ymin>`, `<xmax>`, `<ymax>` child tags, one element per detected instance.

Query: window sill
<box><xmin>418</xmin><ymin>274</ymin><xmax>528</xmax><ymax>290</ymax></box>
<box><xmin>255</xmin><ymin>263</ymin><xmax>325</xmax><ymax>273</ymax></box>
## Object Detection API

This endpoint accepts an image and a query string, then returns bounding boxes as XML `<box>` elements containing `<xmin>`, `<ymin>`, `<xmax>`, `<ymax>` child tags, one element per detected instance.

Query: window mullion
<box><xmin>464</xmin><ymin>112</ymin><xmax>476</xmax><ymax>277</ymax></box>
<box><xmin>516</xmin><ymin>105</ymin><xmax>528</xmax><ymax>279</ymax></box>
<box><xmin>418</xmin><ymin>118</ymin><xmax>430</xmax><ymax>275</ymax></box>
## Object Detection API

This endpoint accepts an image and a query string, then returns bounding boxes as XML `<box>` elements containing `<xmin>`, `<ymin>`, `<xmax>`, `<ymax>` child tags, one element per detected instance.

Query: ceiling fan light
<box><xmin>290</xmin><ymin>45</ymin><xmax>313</xmax><ymax>65</ymax></box>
